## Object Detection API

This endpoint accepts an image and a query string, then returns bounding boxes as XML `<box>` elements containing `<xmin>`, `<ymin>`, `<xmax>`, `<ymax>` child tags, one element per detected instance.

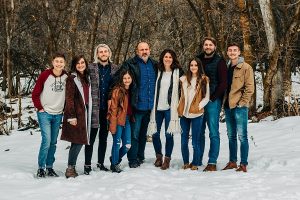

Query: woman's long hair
<box><xmin>112</xmin><ymin>68</ymin><xmax>134</xmax><ymax>106</ymax></box>
<box><xmin>157</xmin><ymin>49</ymin><xmax>181</xmax><ymax>71</ymax></box>
<box><xmin>186</xmin><ymin>57</ymin><xmax>207</xmax><ymax>97</ymax></box>
<box><xmin>70</xmin><ymin>55</ymin><xmax>89</xmax><ymax>84</ymax></box>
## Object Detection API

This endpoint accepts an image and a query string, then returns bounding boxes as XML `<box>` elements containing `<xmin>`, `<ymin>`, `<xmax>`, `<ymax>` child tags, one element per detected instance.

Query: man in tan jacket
<box><xmin>222</xmin><ymin>43</ymin><xmax>254</xmax><ymax>172</ymax></box>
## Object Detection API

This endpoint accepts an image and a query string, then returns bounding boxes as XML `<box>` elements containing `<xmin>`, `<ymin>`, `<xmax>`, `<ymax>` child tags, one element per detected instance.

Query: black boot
<box><xmin>84</xmin><ymin>165</ymin><xmax>92</xmax><ymax>175</ymax></box>
<box><xmin>110</xmin><ymin>156</ymin><xmax>122</xmax><ymax>165</ymax></box>
<box><xmin>97</xmin><ymin>163</ymin><xmax>109</xmax><ymax>171</ymax></box>
<box><xmin>37</xmin><ymin>168</ymin><xmax>46</xmax><ymax>178</ymax></box>
<box><xmin>46</xmin><ymin>168</ymin><xmax>59</xmax><ymax>177</ymax></box>
<box><xmin>110</xmin><ymin>164</ymin><xmax>122</xmax><ymax>173</ymax></box>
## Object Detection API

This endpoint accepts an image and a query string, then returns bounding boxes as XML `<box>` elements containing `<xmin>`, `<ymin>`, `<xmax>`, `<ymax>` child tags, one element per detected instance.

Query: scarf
<box><xmin>147</xmin><ymin>68</ymin><xmax>180</xmax><ymax>135</ymax></box>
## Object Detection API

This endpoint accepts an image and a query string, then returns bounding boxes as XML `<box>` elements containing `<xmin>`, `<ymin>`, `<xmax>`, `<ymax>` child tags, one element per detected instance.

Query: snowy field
<box><xmin>1</xmin><ymin>96</ymin><xmax>300</xmax><ymax>200</ymax></box>
<box><xmin>1</xmin><ymin>75</ymin><xmax>300</xmax><ymax>200</ymax></box>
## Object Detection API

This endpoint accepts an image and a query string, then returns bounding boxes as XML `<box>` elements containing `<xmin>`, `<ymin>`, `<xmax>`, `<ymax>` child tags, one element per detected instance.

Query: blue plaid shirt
<box><xmin>136</xmin><ymin>57</ymin><xmax>156</xmax><ymax>111</ymax></box>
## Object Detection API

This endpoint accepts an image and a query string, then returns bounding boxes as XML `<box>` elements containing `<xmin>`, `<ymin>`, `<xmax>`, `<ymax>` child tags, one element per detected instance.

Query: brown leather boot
<box><xmin>222</xmin><ymin>161</ymin><xmax>238</xmax><ymax>170</ymax></box>
<box><xmin>203</xmin><ymin>164</ymin><xmax>217</xmax><ymax>172</ymax></box>
<box><xmin>65</xmin><ymin>166</ymin><xmax>78</xmax><ymax>178</ymax></box>
<box><xmin>160</xmin><ymin>157</ymin><xmax>171</xmax><ymax>170</ymax></box>
<box><xmin>236</xmin><ymin>164</ymin><xmax>247</xmax><ymax>172</ymax></box>
<box><xmin>182</xmin><ymin>163</ymin><xmax>192</xmax><ymax>169</ymax></box>
<box><xmin>154</xmin><ymin>154</ymin><xmax>163</xmax><ymax>167</ymax></box>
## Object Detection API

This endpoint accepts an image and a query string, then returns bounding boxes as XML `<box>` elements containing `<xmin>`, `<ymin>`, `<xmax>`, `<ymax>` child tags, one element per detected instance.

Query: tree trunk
<box><xmin>185</xmin><ymin>0</ymin><xmax>205</xmax><ymax>31</ymax></box>
<box><xmin>203</xmin><ymin>0</ymin><xmax>216</xmax><ymax>38</ymax></box>
<box><xmin>113</xmin><ymin>0</ymin><xmax>133</xmax><ymax>65</ymax></box>
<box><xmin>259</xmin><ymin>0</ymin><xmax>278</xmax><ymax>112</ymax></box>
<box><xmin>16</xmin><ymin>73</ymin><xmax>22</xmax><ymax>128</ymax></box>
<box><xmin>4</xmin><ymin>0</ymin><xmax>15</xmax><ymax>97</ymax></box>
<box><xmin>263</xmin><ymin>45</ymin><xmax>280</xmax><ymax>111</ymax></box>
<box><xmin>88</xmin><ymin>0</ymin><xmax>102</xmax><ymax>62</ymax></box>
<box><xmin>69</xmin><ymin>0</ymin><xmax>82</xmax><ymax>58</ymax></box>
<box><xmin>259</xmin><ymin>0</ymin><xmax>276</xmax><ymax>53</ymax></box>
<box><xmin>2</xmin><ymin>50</ymin><xmax>7</xmax><ymax>92</ymax></box>
<box><xmin>261</xmin><ymin>0</ymin><xmax>300</xmax><ymax>112</ymax></box>
<box><xmin>236</xmin><ymin>0</ymin><xmax>256</xmax><ymax>114</ymax></box>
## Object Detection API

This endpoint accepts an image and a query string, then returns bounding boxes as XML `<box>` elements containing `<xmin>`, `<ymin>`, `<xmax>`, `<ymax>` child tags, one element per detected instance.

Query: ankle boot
<box><xmin>65</xmin><ymin>166</ymin><xmax>78</xmax><ymax>178</ymax></box>
<box><xmin>160</xmin><ymin>157</ymin><xmax>171</xmax><ymax>170</ymax></box>
<box><xmin>154</xmin><ymin>154</ymin><xmax>163</xmax><ymax>167</ymax></box>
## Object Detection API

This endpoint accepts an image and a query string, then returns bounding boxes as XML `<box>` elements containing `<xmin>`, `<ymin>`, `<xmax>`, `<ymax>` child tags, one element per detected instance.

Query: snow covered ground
<box><xmin>1</xmin><ymin>96</ymin><xmax>300</xmax><ymax>200</ymax></box>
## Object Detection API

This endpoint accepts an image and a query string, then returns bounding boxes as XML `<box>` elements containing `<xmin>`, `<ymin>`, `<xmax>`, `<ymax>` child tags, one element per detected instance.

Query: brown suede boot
<box><xmin>160</xmin><ymin>157</ymin><xmax>171</xmax><ymax>170</ymax></box>
<box><xmin>203</xmin><ymin>164</ymin><xmax>217</xmax><ymax>172</ymax></box>
<box><xmin>182</xmin><ymin>163</ymin><xmax>192</xmax><ymax>169</ymax></box>
<box><xmin>236</xmin><ymin>164</ymin><xmax>247</xmax><ymax>172</ymax></box>
<box><xmin>222</xmin><ymin>161</ymin><xmax>237</xmax><ymax>170</ymax></box>
<box><xmin>154</xmin><ymin>154</ymin><xmax>163</xmax><ymax>167</ymax></box>
<box><xmin>65</xmin><ymin>166</ymin><xmax>78</xmax><ymax>178</ymax></box>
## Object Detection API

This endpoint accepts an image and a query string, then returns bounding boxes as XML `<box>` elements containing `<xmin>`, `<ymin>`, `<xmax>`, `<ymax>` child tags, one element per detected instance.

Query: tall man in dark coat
<box><xmin>119</xmin><ymin>42</ymin><xmax>157</xmax><ymax>168</ymax></box>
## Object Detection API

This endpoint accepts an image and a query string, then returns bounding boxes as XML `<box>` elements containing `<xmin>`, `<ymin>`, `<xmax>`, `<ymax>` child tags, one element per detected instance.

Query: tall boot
<box><xmin>154</xmin><ymin>154</ymin><xmax>163</xmax><ymax>167</ymax></box>
<box><xmin>160</xmin><ymin>157</ymin><xmax>171</xmax><ymax>170</ymax></box>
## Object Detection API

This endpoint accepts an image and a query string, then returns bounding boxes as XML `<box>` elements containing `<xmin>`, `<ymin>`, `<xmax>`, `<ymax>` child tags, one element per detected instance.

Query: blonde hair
<box><xmin>93</xmin><ymin>44</ymin><xmax>112</xmax><ymax>63</ymax></box>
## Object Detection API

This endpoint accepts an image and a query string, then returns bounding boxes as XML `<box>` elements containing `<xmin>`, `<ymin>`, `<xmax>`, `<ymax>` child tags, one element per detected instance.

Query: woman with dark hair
<box><xmin>177</xmin><ymin>58</ymin><xmax>209</xmax><ymax>170</ymax></box>
<box><xmin>61</xmin><ymin>55</ymin><xmax>92</xmax><ymax>178</ymax></box>
<box><xmin>107</xmin><ymin>68</ymin><xmax>134</xmax><ymax>173</ymax></box>
<box><xmin>148</xmin><ymin>49</ymin><xmax>184</xmax><ymax>170</ymax></box>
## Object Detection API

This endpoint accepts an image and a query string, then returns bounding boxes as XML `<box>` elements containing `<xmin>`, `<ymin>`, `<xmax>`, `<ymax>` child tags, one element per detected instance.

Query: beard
<box><xmin>204</xmin><ymin>49</ymin><xmax>215</xmax><ymax>57</ymax></box>
<box><xmin>99</xmin><ymin>57</ymin><xmax>109</xmax><ymax>63</ymax></box>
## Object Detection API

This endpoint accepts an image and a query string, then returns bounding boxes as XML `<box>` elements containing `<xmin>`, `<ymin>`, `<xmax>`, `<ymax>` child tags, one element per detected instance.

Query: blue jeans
<box><xmin>152</xmin><ymin>110</ymin><xmax>174</xmax><ymax>158</ymax></box>
<box><xmin>37</xmin><ymin>111</ymin><xmax>62</xmax><ymax>169</ymax></box>
<box><xmin>225</xmin><ymin>106</ymin><xmax>249</xmax><ymax>165</ymax></box>
<box><xmin>111</xmin><ymin>116</ymin><xmax>131</xmax><ymax>165</ymax></box>
<box><xmin>180</xmin><ymin>115</ymin><xmax>204</xmax><ymax>166</ymax></box>
<box><xmin>201</xmin><ymin>99</ymin><xmax>222</xmax><ymax>165</ymax></box>
<box><xmin>127</xmin><ymin>110</ymin><xmax>150</xmax><ymax>164</ymax></box>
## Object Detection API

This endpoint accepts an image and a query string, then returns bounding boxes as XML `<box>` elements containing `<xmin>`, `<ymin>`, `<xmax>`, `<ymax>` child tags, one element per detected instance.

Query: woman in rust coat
<box><xmin>61</xmin><ymin>55</ymin><xmax>92</xmax><ymax>178</ymax></box>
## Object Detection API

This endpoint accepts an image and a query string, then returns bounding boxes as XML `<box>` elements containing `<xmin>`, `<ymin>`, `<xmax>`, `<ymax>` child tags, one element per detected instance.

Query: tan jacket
<box><xmin>226</xmin><ymin>60</ymin><xmax>254</xmax><ymax>109</ymax></box>
<box><xmin>177</xmin><ymin>75</ymin><xmax>209</xmax><ymax>117</ymax></box>
<box><xmin>107</xmin><ymin>87</ymin><xmax>129</xmax><ymax>133</ymax></box>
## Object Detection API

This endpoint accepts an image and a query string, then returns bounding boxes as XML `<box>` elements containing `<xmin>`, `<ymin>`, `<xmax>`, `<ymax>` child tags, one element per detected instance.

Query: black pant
<box><xmin>85</xmin><ymin>110</ymin><xmax>108</xmax><ymax>165</ymax></box>
<box><xmin>68</xmin><ymin>143</ymin><xmax>83</xmax><ymax>166</ymax></box>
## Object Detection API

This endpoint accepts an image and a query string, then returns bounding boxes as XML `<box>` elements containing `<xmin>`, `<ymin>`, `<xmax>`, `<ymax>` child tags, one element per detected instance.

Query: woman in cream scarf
<box><xmin>147</xmin><ymin>49</ymin><xmax>184</xmax><ymax>170</ymax></box>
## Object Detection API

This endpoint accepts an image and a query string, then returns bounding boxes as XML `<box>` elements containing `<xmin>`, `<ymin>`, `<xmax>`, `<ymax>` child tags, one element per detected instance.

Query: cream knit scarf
<box><xmin>147</xmin><ymin>68</ymin><xmax>180</xmax><ymax>135</ymax></box>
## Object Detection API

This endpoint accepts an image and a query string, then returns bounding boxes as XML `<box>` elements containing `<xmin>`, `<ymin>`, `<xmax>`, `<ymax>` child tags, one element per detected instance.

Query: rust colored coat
<box><xmin>107</xmin><ymin>87</ymin><xmax>129</xmax><ymax>134</ymax></box>
<box><xmin>61</xmin><ymin>74</ymin><xmax>92</xmax><ymax>144</ymax></box>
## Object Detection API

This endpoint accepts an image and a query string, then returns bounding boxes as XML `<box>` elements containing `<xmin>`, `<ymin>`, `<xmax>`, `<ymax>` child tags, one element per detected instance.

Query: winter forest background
<box><xmin>1</xmin><ymin>0</ymin><xmax>300</xmax><ymax>128</ymax></box>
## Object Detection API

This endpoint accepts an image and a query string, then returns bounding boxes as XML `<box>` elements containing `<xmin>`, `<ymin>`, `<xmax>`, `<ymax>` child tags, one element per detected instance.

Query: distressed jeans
<box><xmin>111</xmin><ymin>116</ymin><xmax>131</xmax><ymax>165</ymax></box>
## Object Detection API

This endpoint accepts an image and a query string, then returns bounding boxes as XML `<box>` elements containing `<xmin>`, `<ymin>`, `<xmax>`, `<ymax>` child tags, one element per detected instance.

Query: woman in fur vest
<box><xmin>148</xmin><ymin>49</ymin><xmax>184</xmax><ymax>170</ymax></box>
<box><xmin>61</xmin><ymin>55</ymin><xmax>92</xmax><ymax>178</ymax></box>
<box><xmin>177</xmin><ymin>58</ymin><xmax>210</xmax><ymax>170</ymax></box>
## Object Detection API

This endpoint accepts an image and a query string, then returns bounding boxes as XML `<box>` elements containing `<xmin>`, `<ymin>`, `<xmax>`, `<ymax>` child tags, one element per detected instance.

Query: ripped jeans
<box><xmin>111</xmin><ymin>116</ymin><xmax>131</xmax><ymax>165</ymax></box>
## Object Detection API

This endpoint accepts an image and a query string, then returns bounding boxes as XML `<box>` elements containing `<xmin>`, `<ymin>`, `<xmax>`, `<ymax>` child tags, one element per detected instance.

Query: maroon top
<box><xmin>82</xmin><ymin>81</ymin><xmax>89</xmax><ymax>106</ymax></box>
<box><xmin>127</xmin><ymin>91</ymin><xmax>132</xmax><ymax>116</ymax></box>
